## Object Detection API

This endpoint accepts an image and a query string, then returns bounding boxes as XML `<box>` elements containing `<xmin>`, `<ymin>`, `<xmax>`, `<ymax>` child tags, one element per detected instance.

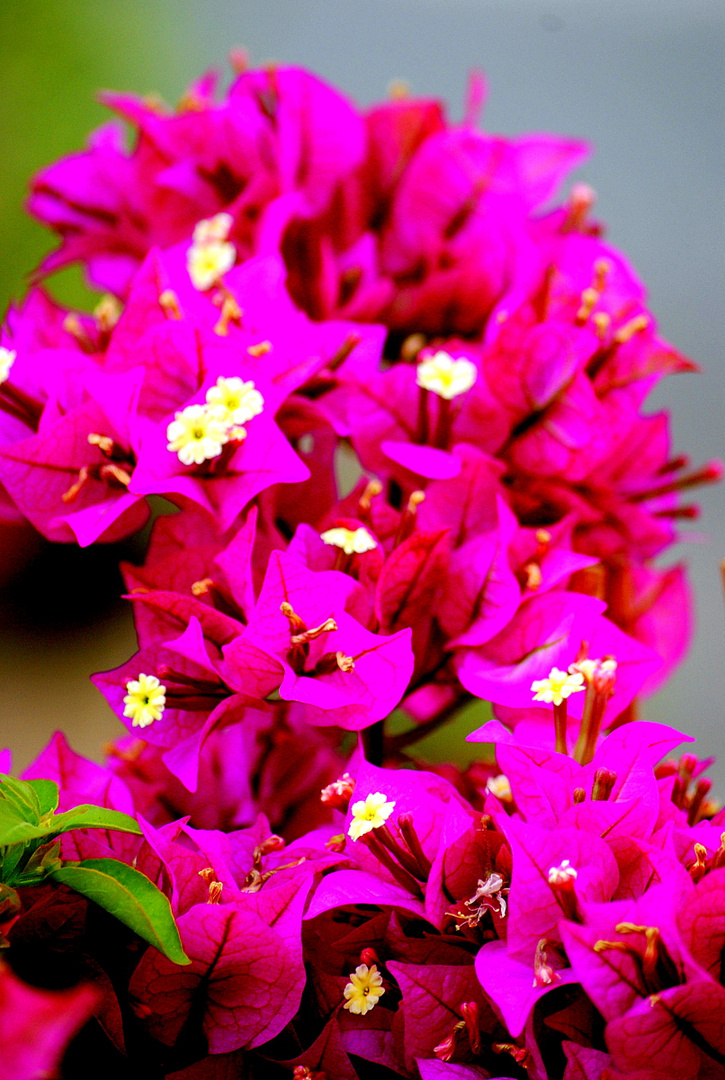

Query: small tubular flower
<box><xmin>123</xmin><ymin>674</ymin><xmax>166</xmax><ymax>728</ymax></box>
<box><xmin>320</xmin><ymin>526</ymin><xmax>377</xmax><ymax>554</ymax></box>
<box><xmin>416</xmin><ymin>350</ymin><xmax>477</xmax><ymax>399</ymax></box>
<box><xmin>166</xmin><ymin>404</ymin><xmax>230</xmax><ymax>466</ymax></box>
<box><xmin>348</xmin><ymin>792</ymin><xmax>396</xmax><ymax>840</ymax></box>
<box><xmin>531</xmin><ymin>667</ymin><xmax>585</xmax><ymax>706</ymax></box>
<box><xmin>192</xmin><ymin>213</ymin><xmax>233</xmax><ymax>245</ymax></box>
<box><xmin>343</xmin><ymin>963</ymin><xmax>385</xmax><ymax>1015</ymax></box>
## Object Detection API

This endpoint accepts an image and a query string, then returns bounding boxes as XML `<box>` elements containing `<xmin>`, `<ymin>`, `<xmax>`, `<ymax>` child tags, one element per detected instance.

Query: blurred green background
<box><xmin>0</xmin><ymin>0</ymin><xmax>722</xmax><ymax>779</ymax></box>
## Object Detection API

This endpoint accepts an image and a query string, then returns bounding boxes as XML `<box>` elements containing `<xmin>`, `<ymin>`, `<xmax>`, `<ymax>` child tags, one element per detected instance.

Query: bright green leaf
<box><xmin>49</xmin><ymin>859</ymin><xmax>190</xmax><ymax>966</ymax></box>
<box><xmin>0</xmin><ymin>804</ymin><xmax>142</xmax><ymax>846</ymax></box>
<box><xmin>0</xmin><ymin>775</ymin><xmax>42</xmax><ymax>824</ymax></box>
<box><xmin>25</xmin><ymin>779</ymin><xmax>59</xmax><ymax>816</ymax></box>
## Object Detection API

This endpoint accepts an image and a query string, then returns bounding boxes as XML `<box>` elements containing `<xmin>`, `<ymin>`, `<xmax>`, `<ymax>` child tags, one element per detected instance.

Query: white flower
<box><xmin>166</xmin><ymin>403</ymin><xmax>230</xmax><ymax>465</ymax></box>
<box><xmin>416</xmin><ymin>350</ymin><xmax>477</xmax><ymax>400</ymax></box>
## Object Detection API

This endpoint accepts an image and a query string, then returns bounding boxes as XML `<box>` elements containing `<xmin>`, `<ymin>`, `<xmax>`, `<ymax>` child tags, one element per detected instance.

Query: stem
<box><xmin>553</xmin><ymin>700</ymin><xmax>568</xmax><ymax>755</ymax></box>
<box><xmin>361</xmin><ymin>720</ymin><xmax>384</xmax><ymax>766</ymax></box>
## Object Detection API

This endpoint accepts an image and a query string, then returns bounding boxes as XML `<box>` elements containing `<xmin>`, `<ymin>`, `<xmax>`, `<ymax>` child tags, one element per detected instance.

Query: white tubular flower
<box><xmin>531</xmin><ymin>668</ymin><xmax>585</xmax><ymax>707</ymax></box>
<box><xmin>205</xmin><ymin>377</ymin><xmax>264</xmax><ymax>425</ymax></box>
<box><xmin>320</xmin><ymin>526</ymin><xmax>377</xmax><ymax>555</ymax></box>
<box><xmin>123</xmin><ymin>674</ymin><xmax>166</xmax><ymax>728</ymax></box>
<box><xmin>348</xmin><ymin>793</ymin><xmax>396</xmax><ymax>841</ymax></box>
<box><xmin>416</xmin><ymin>350</ymin><xmax>477</xmax><ymax>400</ymax></box>
<box><xmin>166</xmin><ymin>403</ymin><xmax>230</xmax><ymax>465</ymax></box>
<box><xmin>343</xmin><ymin>963</ymin><xmax>385</xmax><ymax>1015</ymax></box>
<box><xmin>187</xmin><ymin>239</ymin><xmax>236</xmax><ymax>291</ymax></box>
<box><xmin>192</xmin><ymin>213</ymin><xmax>233</xmax><ymax>245</ymax></box>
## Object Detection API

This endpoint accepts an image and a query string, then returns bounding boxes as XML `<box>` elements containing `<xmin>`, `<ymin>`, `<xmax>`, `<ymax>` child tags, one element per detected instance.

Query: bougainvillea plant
<box><xmin>1</xmin><ymin>57</ymin><xmax>723</xmax><ymax>1080</ymax></box>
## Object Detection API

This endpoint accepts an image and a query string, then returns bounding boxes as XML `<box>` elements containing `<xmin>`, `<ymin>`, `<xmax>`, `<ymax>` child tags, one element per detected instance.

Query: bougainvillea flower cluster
<box><xmin>1</xmin><ymin>58</ymin><xmax>723</xmax><ymax>1079</ymax></box>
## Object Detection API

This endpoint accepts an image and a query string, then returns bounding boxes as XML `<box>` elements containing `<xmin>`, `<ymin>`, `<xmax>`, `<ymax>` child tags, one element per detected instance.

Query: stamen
<box><xmin>613</xmin><ymin>314</ymin><xmax>649</xmax><ymax>344</ymax></box>
<box><xmin>401</xmin><ymin>333</ymin><xmax>427</xmax><ymax>362</ymax></box>
<box><xmin>290</xmin><ymin>617</ymin><xmax>337</xmax><ymax>646</ymax></box>
<box><xmin>61</xmin><ymin>465</ymin><xmax>91</xmax><ymax>503</ymax></box>
<box><xmin>533</xmin><ymin>938</ymin><xmax>559</xmax><ymax>988</ymax></box>
<box><xmin>547</xmin><ymin>860</ymin><xmax>579</xmax><ymax>919</ymax></box>
<box><xmin>393</xmin><ymin>490</ymin><xmax>425</xmax><ymax>547</ymax></box>
<box><xmin>98</xmin><ymin>463</ymin><xmax>132</xmax><ymax>488</ymax></box>
<box><xmin>94</xmin><ymin>295</ymin><xmax>122</xmax><ymax>335</ymax></box>
<box><xmin>387</xmin><ymin>78</ymin><xmax>410</xmax><ymax>99</ymax></box>
<box><xmin>280</xmin><ymin>601</ymin><xmax>305</xmax><ymax>634</ymax></box>
<box><xmin>563</xmin><ymin>182</ymin><xmax>596</xmax><ymax>232</ymax></box>
<box><xmin>158</xmin><ymin>289</ymin><xmax>183</xmax><ymax>320</ymax></box>
<box><xmin>247</xmin><ymin>339</ymin><xmax>272</xmax><ymax>357</ymax></box>
<box><xmin>62</xmin><ymin>313</ymin><xmax>95</xmax><ymax>351</ymax></box>
<box><xmin>688</xmin><ymin>777</ymin><xmax>712</xmax><ymax>825</ymax></box>
<box><xmin>575</xmin><ymin>286</ymin><xmax>600</xmax><ymax>324</ymax></box>
<box><xmin>87</xmin><ymin>432</ymin><xmax>115</xmax><ymax>456</ymax></box>
<box><xmin>336</xmin><ymin>652</ymin><xmax>355</xmax><ymax>673</ymax></box>
<box><xmin>213</xmin><ymin>294</ymin><xmax>242</xmax><ymax>336</ymax></box>
<box><xmin>689</xmin><ymin>843</ymin><xmax>708</xmax><ymax>884</ymax></box>
<box><xmin>229</xmin><ymin>47</ymin><xmax>249</xmax><ymax>73</ymax></box>
<box><xmin>191</xmin><ymin>578</ymin><xmax>214</xmax><ymax>596</ymax></box>
<box><xmin>358</xmin><ymin>478</ymin><xmax>383</xmax><ymax>525</ymax></box>
<box><xmin>522</xmin><ymin>562</ymin><xmax>542</xmax><ymax>590</ymax></box>
<box><xmin>593</xmin><ymin>311</ymin><xmax>611</xmax><ymax>339</ymax></box>
<box><xmin>630</xmin><ymin>460</ymin><xmax>721</xmax><ymax>501</ymax></box>
<box><xmin>433</xmin><ymin>1023</ymin><xmax>465</xmax><ymax>1062</ymax></box>
<box><xmin>198</xmin><ymin>867</ymin><xmax>223</xmax><ymax>904</ymax></box>
<box><xmin>492</xmin><ymin>1043</ymin><xmax>530</xmax><ymax>1067</ymax></box>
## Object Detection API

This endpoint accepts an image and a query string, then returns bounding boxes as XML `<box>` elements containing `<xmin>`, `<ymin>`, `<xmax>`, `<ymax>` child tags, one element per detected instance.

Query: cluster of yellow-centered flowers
<box><xmin>166</xmin><ymin>377</ymin><xmax>264</xmax><ymax>465</ymax></box>
<box><xmin>343</xmin><ymin>963</ymin><xmax>385</xmax><ymax>1015</ymax></box>
<box><xmin>416</xmin><ymin>350</ymin><xmax>478</xmax><ymax>399</ymax></box>
<box><xmin>187</xmin><ymin>213</ymin><xmax>236</xmax><ymax>291</ymax></box>
<box><xmin>123</xmin><ymin>673</ymin><xmax>166</xmax><ymax>728</ymax></box>
<box><xmin>348</xmin><ymin>792</ymin><xmax>396</xmax><ymax>841</ymax></box>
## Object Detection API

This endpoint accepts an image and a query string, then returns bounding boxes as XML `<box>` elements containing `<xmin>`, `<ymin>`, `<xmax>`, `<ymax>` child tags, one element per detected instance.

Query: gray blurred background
<box><xmin>0</xmin><ymin>0</ymin><xmax>723</xmax><ymax>784</ymax></box>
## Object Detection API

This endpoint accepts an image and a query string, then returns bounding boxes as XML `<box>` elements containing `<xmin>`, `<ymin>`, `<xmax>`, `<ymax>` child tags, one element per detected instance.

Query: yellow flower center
<box><xmin>343</xmin><ymin>963</ymin><xmax>385</xmax><ymax>1015</ymax></box>
<box><xmin>123</xmin><ymin>673</ymin><xmax>166</xmax><ymax>728</ymax></box>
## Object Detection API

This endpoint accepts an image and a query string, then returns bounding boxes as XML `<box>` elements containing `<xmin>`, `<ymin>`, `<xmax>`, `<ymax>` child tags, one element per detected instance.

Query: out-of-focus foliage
<box><xmin>0</xmin><ymin>0</ymin><xmax>196</xmax><ymax>315</ymax></box>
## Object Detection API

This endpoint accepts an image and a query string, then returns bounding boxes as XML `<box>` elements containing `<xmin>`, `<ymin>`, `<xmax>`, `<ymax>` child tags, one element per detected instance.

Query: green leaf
<box><xmin>0</xmin><ymin>804</ymin><xmax>142</xmax><ymax>847</ymax></box>
<box><xmin>49</xmin><ymin>859</ymin><xmax>190</xmax><ymax>966</ymax></box>
<box><xmin>25</xmin><ymin>779</ymin><xmax>59</xmax><ymax>816</ymax></box>
<box><xmin>0</xmin><ymin>774</ymin><xmax>42</xmax><ymax>825</ymax></box>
